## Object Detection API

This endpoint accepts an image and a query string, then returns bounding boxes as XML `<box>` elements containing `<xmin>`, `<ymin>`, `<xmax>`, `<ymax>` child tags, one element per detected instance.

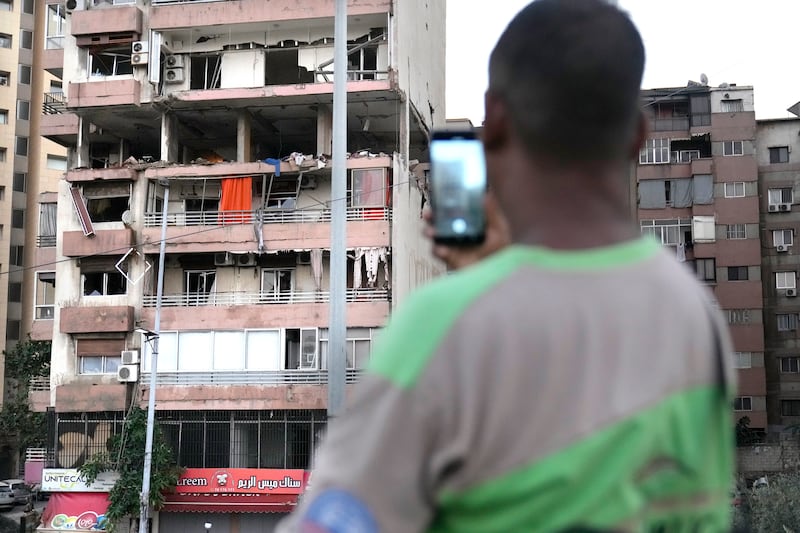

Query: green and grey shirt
<box><xmin>279</xmin><ymin>238</ymin><xmax>735</xmax><ymax>533</ymax></box>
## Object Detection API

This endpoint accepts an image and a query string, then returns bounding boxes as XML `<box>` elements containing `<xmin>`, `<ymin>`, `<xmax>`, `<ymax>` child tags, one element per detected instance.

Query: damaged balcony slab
<box><xmin>149</xmin><ymin>0</ymin><xmax>391</xmax><ymax>30</ymax></box>
<box><xmin>140</xmin><ymin>220</ymin><xmax>389</xmax><ymax>255</ymax></box>
<box><xmin>56</xmin><ymin>383</ymin><xmax>128</xmax><ymax>412</ymax></box>
<box><xmin>62</xmin><ymin>228</ymin><xmax>134</xmax><ymax>257</ymax></box>
<box><xmin>41</xmin><ymin>112</ymin><xmax>80</xmax><ymax>141</ymax></box>
<box><xmin>68</xmin><ymin>78</ymin><xmax>141</xmax><ymax>108</ymax></box>
<box><xmin>165</xmin><ymin>81</ymin><xmax>395</xmax><ymax>108</ymax></box>
<box><xmin>142</xmin><ymin>156</ymin><xmax>392</xmax><ymax>179</ymax></box>
<box><xmin>60</xmin><ymin>306</ymin><xmax>135</xmax><ymax>334</ymax></box>
<box><xmin>66</xmin><ymin>167</ymin><xmax>139</xmax><ymax>182</ymax></box>
<box><xmin>70</xmin><ymin>6</ymin><xmax>143</xmax><ymax>38</ymax></box>
<box><xmin>140</xmin><ymin>301</ymin><xmax>389</xmax><ymax>331</ymax></box>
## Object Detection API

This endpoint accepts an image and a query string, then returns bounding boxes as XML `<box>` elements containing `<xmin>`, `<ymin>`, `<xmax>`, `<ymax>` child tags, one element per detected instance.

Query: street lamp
<box><xmin>204</xmin><ymin>523</ymin><xmax>212</xmax><ymax>531</ymax></box>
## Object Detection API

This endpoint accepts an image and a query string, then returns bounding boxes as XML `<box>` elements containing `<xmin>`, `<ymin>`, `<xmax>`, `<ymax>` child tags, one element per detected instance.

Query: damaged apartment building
<box><xmin>31</xmin><ymin>0</ymin><xmax>444</xmax><ymax>528</ymax></box>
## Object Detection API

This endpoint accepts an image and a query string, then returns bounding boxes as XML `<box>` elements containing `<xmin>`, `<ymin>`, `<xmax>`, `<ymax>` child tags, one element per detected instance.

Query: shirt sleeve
<box><xmin>275</xmin><ymin>372</ymin><xmax>440</xmax><ymax>533</ymax></box>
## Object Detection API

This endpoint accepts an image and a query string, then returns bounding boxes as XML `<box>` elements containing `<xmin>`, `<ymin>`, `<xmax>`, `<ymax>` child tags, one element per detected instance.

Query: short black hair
<box><xmin>489</xmin><ymin>0</ymin><xmax>645</xmax><ymax>162</ymax></box>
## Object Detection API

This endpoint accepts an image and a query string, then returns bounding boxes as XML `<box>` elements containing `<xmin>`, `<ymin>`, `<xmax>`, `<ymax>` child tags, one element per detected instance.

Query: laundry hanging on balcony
<box><xmin>310</xmin><ymin>249</ymin><xmax>323</xmax><ymax>290</ymax></box>
<box><xmin>219</xmin><ymin>176</ymin><xmax>253</xmax><ymax>224</ymax></box>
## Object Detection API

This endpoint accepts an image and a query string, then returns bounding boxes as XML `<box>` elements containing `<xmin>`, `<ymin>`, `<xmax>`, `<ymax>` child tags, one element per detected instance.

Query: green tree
<box><xmin>745</xmin><ymin>472</ymin><xmax>800</xmax><ymax>532</ymax></box>
<box><xmin>80</xmin><ymin>407</ymin><xmax>182</xmax><ymax>532</ymax></box>
<box><xmin>0</xmin><ymin>338</ymin><xmax>50</xmax><ymax>452</ymax></box>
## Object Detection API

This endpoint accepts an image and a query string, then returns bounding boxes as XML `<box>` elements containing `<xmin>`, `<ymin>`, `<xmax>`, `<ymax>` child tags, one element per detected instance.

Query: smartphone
<box><xmin>429</xmin><ymin>130</ymin><xmax>487</xmax><ymax>245</ymax></box>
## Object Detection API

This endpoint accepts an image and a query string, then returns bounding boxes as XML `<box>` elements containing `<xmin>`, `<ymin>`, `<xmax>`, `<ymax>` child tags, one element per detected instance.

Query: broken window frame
<box><xmin>261</xmin><ymin>176</ymin><xmax>301</xmax><ymax>210</ymax></box>
<box><xmin>81</xmin><ymin>258</ymin><xmax>128</xmax><ymax>296</ymax></box>
<box><xmin>189</xmin><ymin>54</ymin><xmax>222</xmax><ymax>90</ymax></box>
<box><xmin>82</xmin><ymin>181</ymin><xmax>131</xmax><ymax>223</ymax></box>
<box><xmin>185</xmin><ymin>270</ymin><xmax>216</xmax><ymax>305</ymax></box>
<box><xmin>88</xmin><ymin>45</ymin><xmax>134</xmax><ymax>78</ymax></box>
<box><xmin>284</xmin><ymin>328</ymin><xmax>318</xmax><ymax>371</ymax></box>
<box><xmin>349</xmin><ymin>168</ymin><xmax>387</xmax><ymax>207</ymax></box>
<box><xmin>261</xmin><ymin>268</ymin><xmax>294</xmax><ymax>303</ymax></box>
<box><xmin>34</xmin><ymin>271</ymin><xmax>56</xmax><ymax>320</ymax></box>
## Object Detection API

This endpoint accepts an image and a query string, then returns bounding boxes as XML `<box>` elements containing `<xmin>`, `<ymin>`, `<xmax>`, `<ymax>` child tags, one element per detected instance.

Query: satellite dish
<box><xmin>700</xmin><ymin>73</ymin><xmax>708</xmax><ymax>86</ymax></box>
<box><xmin>719</xmin><ymin>82</ymin><xmax>730</xmax><ymax>89</ymax></box>
<box><xmin>121</xmin><ymin>210</ymin><xmax>134</xmax><ymax>226</ymax></box>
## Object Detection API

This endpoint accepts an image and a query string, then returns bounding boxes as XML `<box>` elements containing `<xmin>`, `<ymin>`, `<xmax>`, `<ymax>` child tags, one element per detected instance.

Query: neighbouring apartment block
<box><xmin>638</xmin><ymin>83</ymin><xmax>767</xmax><ymax>433</ymax></box>
<box><xmin>756</xmin><ymin>115</ymin><xmax>800</xmax><ymax>431</ymax></box>
<box><xmin>31</xmin><ymin>0</ymin><xmax>444</xmax><ymax>529</ymax></box>
<box><xmin>0</xmin><ymin>0</ymin><xmax>67</xmax><ymax>475</ymax></box>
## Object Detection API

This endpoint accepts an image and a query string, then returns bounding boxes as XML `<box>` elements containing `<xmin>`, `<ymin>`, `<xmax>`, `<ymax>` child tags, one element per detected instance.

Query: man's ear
<box><xmin>629</xmin><ymin>111</ymin><xmax>647</xmax><ymax>160</ymax></box>
<box><xmin>483</xmin><ymin>91</ymin><xmax>509</xmax><ymax>151</ymax></box>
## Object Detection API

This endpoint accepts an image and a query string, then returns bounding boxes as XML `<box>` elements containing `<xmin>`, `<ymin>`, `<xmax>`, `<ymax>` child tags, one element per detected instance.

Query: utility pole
<box><xmin>139</xmin><ymin>179</ymin><xmax>169</xmax><ymax>533</ymax></box>
<box><xmin>328</xmin><ymin>0</ymin><xmax>348</xmax><ymax>418</ymax></box>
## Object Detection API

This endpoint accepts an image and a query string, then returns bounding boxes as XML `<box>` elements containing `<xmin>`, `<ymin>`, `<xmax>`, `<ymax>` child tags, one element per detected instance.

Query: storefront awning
<box><xmin>162</xmin><ymin>493</ymin><xmax>297</xmax><ymax>514</ymax></box>
<box><xmin>41</xmin><ymin>492</ymin><xmax>110</xmax><ymax>530</ymax></box>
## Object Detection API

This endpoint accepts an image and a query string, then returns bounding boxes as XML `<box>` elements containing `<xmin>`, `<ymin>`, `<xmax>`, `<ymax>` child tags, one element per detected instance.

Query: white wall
<box><xmin>390</xmin><ymin>156</ymin><xmax>445</xmax><ymax>307</ymax></box>
<box><xmin>392</xmin><ymin>0</ymin><xmax>446</xmax><ymax>131</ymax></box>
<box><xmin>710</xmin><ymin>86</ymin><xmax>755</xmax><ymax>113</ymax></box>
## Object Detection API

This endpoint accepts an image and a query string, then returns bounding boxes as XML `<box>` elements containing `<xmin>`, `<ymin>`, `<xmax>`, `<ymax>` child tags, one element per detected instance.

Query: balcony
<box><xmin>60</xmin><ymin>306</ymin><xmax>134</xmax><ymax>334</ymax></box>
<box><xmin>143</xmin><ymin>369</ymin><xmax>363</xmax><ymax>386</ymax></box>
<box><xmin>143</xmin><ymin>288</ymin><xmax>388</xmax><ymax>307</ymax></box>
<box><xmin>143</xmin><ymin>206</ymin><xmax>390</xmax><ymax>227</ymax></box>
<box><xmin>67</xmin><ymin>78</ymin><xmax>141</xmax><ymax>109</ymax></box>
<box><xmin>650</xmin><ymin>117</ymin><xmax>690</xmax><ymax>132</ymax></box>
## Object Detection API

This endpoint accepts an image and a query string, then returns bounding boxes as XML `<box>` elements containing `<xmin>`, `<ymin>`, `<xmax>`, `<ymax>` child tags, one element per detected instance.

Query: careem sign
<box><xmin>175</xmin><ymin>468</ymin><xmax>307</xmax><ymax>495</ymax></box>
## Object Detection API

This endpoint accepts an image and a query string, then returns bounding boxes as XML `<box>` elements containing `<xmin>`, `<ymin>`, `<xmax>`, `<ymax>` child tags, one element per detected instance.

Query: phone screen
<box><xmin>430</xmin><ymin>132</ymin><xmax>487</xmax><ymax>245</ymax></box>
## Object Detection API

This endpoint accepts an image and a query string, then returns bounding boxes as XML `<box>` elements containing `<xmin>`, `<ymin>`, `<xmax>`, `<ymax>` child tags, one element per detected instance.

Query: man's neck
<box><xmin>503</xmin><ymin>160</ymin><xmax>639</xmax><ymax>250</ymax></box>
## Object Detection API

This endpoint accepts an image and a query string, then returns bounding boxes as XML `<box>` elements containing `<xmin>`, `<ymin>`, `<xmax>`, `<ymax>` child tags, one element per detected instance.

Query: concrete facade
<box><xmin>33</xmin><ymin>0</ymin><xmax>445</xmax><ymax>510</ymax></box>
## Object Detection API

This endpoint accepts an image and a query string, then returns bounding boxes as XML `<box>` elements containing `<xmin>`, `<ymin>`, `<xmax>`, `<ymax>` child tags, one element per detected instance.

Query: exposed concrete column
<box><xmin>237</xmin><ymin>111</ymin><xmax>252</xmax><ymax>163</ymax></box>
<box><xmin>317</xmin><ymin>104</ymin><xmax>333</xmax><ymax>156</ymax></box>
<box><xmin>160</xmin><ymin>112</ymin><xmax>179</xmax><ymax>162</ymax></box>
<box><xmin>76</xmin><ymin>116</ymin><xmax>91</xmax><ymax>168</ymax></box>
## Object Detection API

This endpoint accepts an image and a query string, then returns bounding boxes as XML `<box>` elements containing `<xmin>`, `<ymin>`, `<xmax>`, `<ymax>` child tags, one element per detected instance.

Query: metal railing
<box><xmin>143</xmin><ymin>207</ymin><xmax>390</xmax><ymax>227</ymax></box>
<box><xmin>29</xmin><ymin>376</ymin><xmax>50</xmax><ymax>392</ymax></box>
<box><xmin>650</xmin><ymin>117</ymin><xmax>690</xmax><ymax>132</ymax></box>
<box><xmin>142</xmin><ymin>288</ymin><xmax>389</xmax><ymax>307</ymax></box>
<box><xmin>43</xmin><ymin>92</ymin><xmax>65</xmax><ymax>115</ymax></box>
<box><xmin>25</xmin><ymin>447</ymin><xmax>49</xmax><ymax>462</ymax></box>
<box><xmin>142</xmin><ymin>369</ymin><xmax>364</xmax><ymax>386</ymax></box>
<box><xmin>37</xmin><ymin>235</ymin><xmax>56</xmax><ymax>247</ymax></box>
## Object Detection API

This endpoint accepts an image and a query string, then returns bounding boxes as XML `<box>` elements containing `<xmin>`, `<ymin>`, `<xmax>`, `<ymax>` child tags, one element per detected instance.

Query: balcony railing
<box><xmin>143</xmin><ymin>207</ymin><xmax>390</xmax><ymax>227</ymax></box>
<box><xmin>43</xmin><ymin>92</ymin><xmax>66</xmax><ymax>115</ymax></box>
<box><xmin>650</xmin><ymin>117</ymin><xmax>690</xmax><ymax>132</ymax></box>
<box><xmin>142</xmin><ymin>288</ymin><xmax>389</xmax><ymax>307</ymax></box>
<box><xmin>37</xmin><ymin>235</ymin><xmax>56</xmax><ymax>247</ymax></box>
<box><xmin>142</xmin><ymin>369</ymin><xmax>364</xmax><ymax>385</ymax></box>
<box><xmin>29</xmin><ymin>376</ymin><xmax>50</xmax><ymax>392</ymax></box>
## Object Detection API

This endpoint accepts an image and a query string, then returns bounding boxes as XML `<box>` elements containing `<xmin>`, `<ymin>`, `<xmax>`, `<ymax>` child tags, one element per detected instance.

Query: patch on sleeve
<box><xmin>299</xmin><ymin>488</ymin><xmax>378</xmax><ymax>533</ymax></box>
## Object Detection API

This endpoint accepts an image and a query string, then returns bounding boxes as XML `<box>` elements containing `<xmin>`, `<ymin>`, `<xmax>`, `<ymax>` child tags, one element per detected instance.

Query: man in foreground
<box><xmin>278</xmin><ymin>0</ymin><xmax>735</xmax><ymax>531</ymax></box>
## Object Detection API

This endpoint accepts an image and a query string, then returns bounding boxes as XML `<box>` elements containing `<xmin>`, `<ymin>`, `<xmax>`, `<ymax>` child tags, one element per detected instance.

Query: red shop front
<box><xmin>157</xmin><ymin>468</ymin><xmax>309</xmax><ymax>533</ymax></box>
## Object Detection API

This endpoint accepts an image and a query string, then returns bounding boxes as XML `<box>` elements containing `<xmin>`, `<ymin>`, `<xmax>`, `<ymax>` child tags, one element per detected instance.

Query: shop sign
<box><xmin>41</xmin><ymin>469</ymin><xmax>118</xmax><ymax>493</ymax></box>
<box><xmin>175</xmin><ymin>468</ymin><xmax>307</xmax><ymax>495</ymax></box>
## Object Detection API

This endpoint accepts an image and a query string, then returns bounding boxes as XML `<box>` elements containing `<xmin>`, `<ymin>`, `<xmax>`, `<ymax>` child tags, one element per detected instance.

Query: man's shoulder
<box><xmin>369</xmin><ymin>251</ymin><xmax>521</xmax><ymax>388</ymax></box>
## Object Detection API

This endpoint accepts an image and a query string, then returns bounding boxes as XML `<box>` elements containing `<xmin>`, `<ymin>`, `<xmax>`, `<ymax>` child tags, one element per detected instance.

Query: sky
<box><xmin>446</xmin><ymin>0</ymin><xmax>800</xmax><ymax>125</ymax></box>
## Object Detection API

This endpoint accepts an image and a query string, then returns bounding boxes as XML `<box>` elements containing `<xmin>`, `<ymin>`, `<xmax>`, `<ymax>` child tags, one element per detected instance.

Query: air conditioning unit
<box><xmin>131</xmin><ymin>52</ymin><xmax>149</xmax><ymax>66</ymax></box>
<box><xmin>165</xmin><ymin>55</ymin><xmax>184</xmax><ymax>68</ymax></box>
<box><xmin>787</xmin><ymin>288</ymin><xmax>798</xmax><ymax>298</ymax></box>
<box><xmin>164</xmin><ymin>68</ymin><xmax>185</xmax><ymax>84</ymax></box>
<box><xmin>121</xmin><ymin>349</ymin><xmax>139</xmax><ymax>365</ymax></box>
<box><xmin>777</xmin><ymin>244</ymin><xmax>790</xmax><ymax>253</ymax></box>
<box><xmin>236</xmin><ymin>253</ymin><xmax>257</xmax><ymax>267</ymax></box>
<box><xmin>117</xmin><ymin>365</ymin><xmax>139</xmax><ymax>383</ymax></box>
<box><xmin>65</xmin><ymin>0</ymin><xmax>81</xmax><ymax>12</ymax></box>
<box><xmin>780</xmin><ymin>203</ymin><xmax>792</xmax><ymax>212</ymax></box>
<box><xmin>769</xmin><ymin>204</ymin><xmax>780</xmax><ymax>213</ymax></box>
<box><xmin>214</xmin><ymin>252</ymin><xmax>234</xmax><ymax>266</ymax></box>
<box><xmin>297</xmin><ymin>251</ymin><xmax>312</xmax><ymax>265</ymax></box>
<box><xmin>132</xmin><ymin>41</ymin><xmax>149</xmax><ymax>54</ymax></box>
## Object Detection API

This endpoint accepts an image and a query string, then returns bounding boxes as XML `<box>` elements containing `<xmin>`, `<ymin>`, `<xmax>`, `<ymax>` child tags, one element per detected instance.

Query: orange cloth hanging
<box><xmin>219</xmin><ymin>177</ymin><xmax>253</xmax><ymax>224</ymax></box>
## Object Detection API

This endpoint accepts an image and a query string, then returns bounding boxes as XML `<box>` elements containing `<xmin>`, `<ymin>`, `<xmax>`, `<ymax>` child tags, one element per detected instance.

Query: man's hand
<box><xmin>424</xmin><ymin>192</ymin><xmax>511</xmax><ymax>271</ymax></box>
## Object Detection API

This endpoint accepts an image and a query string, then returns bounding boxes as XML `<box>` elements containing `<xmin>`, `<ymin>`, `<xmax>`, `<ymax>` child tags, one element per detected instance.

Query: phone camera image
<box><xmin>430</xmin><ymin>132</ymin><xmax>487</xmax><ymax>245</ymax></box>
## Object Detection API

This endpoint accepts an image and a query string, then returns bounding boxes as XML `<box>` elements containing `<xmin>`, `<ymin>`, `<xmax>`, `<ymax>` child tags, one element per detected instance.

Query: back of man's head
<box><xmin>489</xmin><ymin>0</ymin><xmax>645</xmax><ymax>163</ymax></box>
